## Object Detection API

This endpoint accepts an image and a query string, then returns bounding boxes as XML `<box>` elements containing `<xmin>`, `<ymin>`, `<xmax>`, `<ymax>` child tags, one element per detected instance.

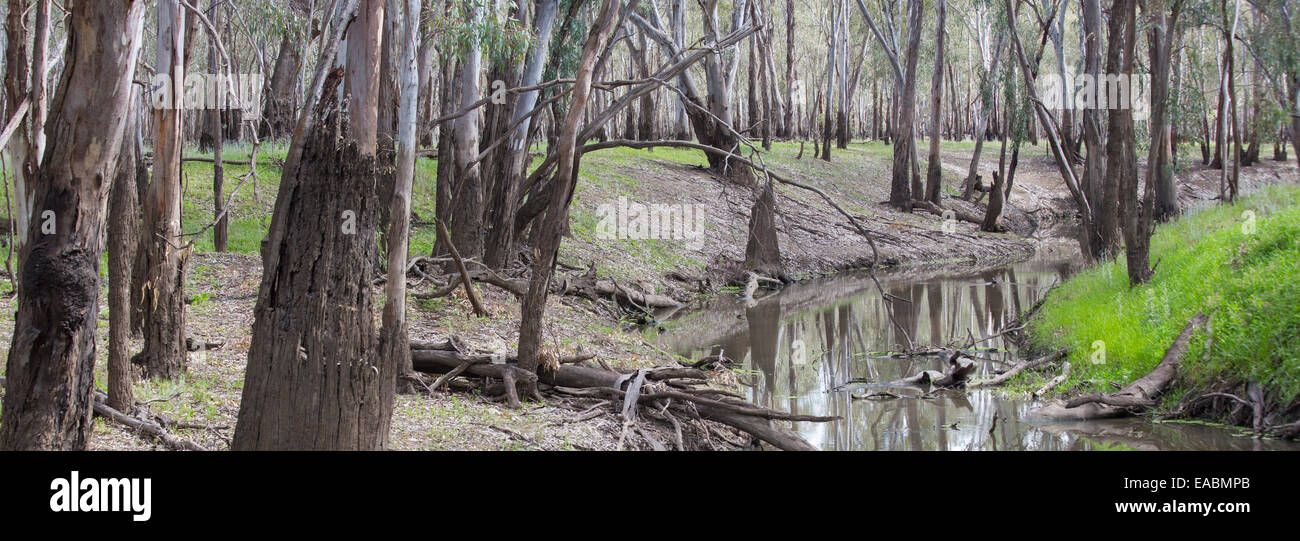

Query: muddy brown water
<box><xmin>653</xmin><ymin>258</ymin><xmax>1299</xmax><ymax>451</ymax></box>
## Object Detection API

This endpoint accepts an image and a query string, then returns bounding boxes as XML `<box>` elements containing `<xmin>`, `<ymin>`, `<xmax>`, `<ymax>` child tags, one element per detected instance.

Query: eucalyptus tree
<box><xmin>923</xmin><ymin>0</ymin><xmax>948</xmax><ymax>204</ymax></box>
<box><xmin>853</xmin><ymin>0</ymin><xmax>926</xmax><ymax>211</ymax></box>
<box><xmin>515</xmin><ymin>0</ymin><xmax>621</xmax><ymax>399</ymax></box>
<box><xmin>0</xmin><ymin>0</ymin><xmax>146</xmax><ymax>450</ymax></box>
<box><xmin>132</xmin><ymin>0</ymin><xmax>190</xmax><ymax>380</ymax></box>
<box><xmin>233</xmin><ymin>0</ymin><xmax>397</xmax><ymax>450</ymax></box>
<box><xmin>631</xmin><ymin>0</ymin><xmax>758</xmax><ymax>184</ymax></box>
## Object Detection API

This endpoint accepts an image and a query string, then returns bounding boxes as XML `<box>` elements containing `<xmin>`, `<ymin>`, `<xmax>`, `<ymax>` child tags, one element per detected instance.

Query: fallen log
<box><xmin>1027</xmin><ymin>314</ymin><xmax>1207</xmax><ymax>421</ymax></box>
<box><xmin>967</xmin><ymin>348</ymin><xmax>1067</xmax><ymax>388</ymax></box>
<box><xmin>582</xmin><ymin>279</ymin><xmax>680</xmax><ymax>309</ymax></box>
<box><xmin>891</xmin><ymin>351</ymin><xmax>977</xmax><ymax>388</ymax></box>
<box><xmin>910</xmin><ymin>199</ymin><xmax>986</xmax><ymax>227</ymax></box>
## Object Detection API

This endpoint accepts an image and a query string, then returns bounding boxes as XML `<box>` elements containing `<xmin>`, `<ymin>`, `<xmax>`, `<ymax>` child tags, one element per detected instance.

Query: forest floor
<box><xmin>0</xmin><ymin>138</ymin><xmax>1294</xmax><ymax>450</ymax></box>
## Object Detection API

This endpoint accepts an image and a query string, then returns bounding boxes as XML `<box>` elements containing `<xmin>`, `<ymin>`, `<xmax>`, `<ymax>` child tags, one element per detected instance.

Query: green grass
<box><xmin>1029</xmin><ymin>184</ymin><xmax>1300</xmax><ymax>402</ymax></box>
<box><xmin>179</xmin><ymin>142</ymin><xmax>287</xmax><ymax>254</ymax></box>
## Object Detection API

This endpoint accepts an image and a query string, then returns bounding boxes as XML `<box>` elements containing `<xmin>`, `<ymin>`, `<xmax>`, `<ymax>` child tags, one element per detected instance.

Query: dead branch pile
<box><xmin>408</xmin><ymin>339</ymin><xmax>835</xmax><ymax>450</ymax></box>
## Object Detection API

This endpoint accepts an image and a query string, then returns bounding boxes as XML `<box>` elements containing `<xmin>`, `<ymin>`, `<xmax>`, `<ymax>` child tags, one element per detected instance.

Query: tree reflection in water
<box><xmin>655</xmin><ymin>259</ymin><xmax>1299</xmax><ymax>451</ymax></box>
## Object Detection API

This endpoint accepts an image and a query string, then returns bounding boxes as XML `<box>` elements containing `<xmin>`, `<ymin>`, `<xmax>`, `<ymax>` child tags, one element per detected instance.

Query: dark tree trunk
<box><xmin>108</xmin><ymin>93</ymin><xmax>144</xmax><ymax>413</ymax></box>
<box><xmin>209</xmin><ymin>0</ymin><xmax>228</xmax><ymax>252</ymax></box>
<box><xmin>820</xmin><ymin>10</ymin><xmax>836</xmax><ymax>162</ymax></box>
<box><xmin>0</xmin><ymin>0</ymin><xmax>145</xmax><ymax>450</ymax></box>
<box><xmin>260</xmin><ymin>0</ymin><xmax>310</xmax><ymax>140</ymax></box>
<box><xmin>376</xmin><ymin>0</ymin><xmax>399</xmax><ymax>250</ymax></box>
<box><xmin>923</xmin><ymin>0</ymin><xmax>947</xmax><ymax>205</ymax></box>
<box><xmin>744</xmin><ymin>180</ymin><xmax>782</xmax><ymax>276</ymax></box>
<box><xmin>1114</xmin><ymin>0</ymin><xmax>1152</xmax><ymax>285</ymax></box>
<box><xmin>783</xmin><ymin>0</ymin><xmax>795</xmax><ymax>138</ymax></box>
<box><xmin>1081</xmin><ymin>0</ymin><xmax>1115</xmax><ymax>259</ymax></box>
<box><xmin>634</xmin><ymin>28</ymin><xmax>657</xmax><ymax>141</ymax></box>
<box><xmin>233</xmin><ymin>0</ymin><xmax>394</xmax><ymax>450</ymax></box>
<box><xmin>889</xmin><ymin>0</ymin><xmax>925</xmax><ymax>211</ymax></box>
<box><xmin>232</xmin><ymin>118</ymin><xmax>390</xmax><ymax>449</ymax></box>
<box><xmin>433</xmin><ymin>57</ymin><xmax>457</xmax><ymax>257</ymax></box>
<box><xmin>1148</xmin><ymin>3</ymin><xmax>1183</xmax><ymax>223</ymax></box>
<box><xmin>961</xmin><ymin>32</ymin><xmax>1005</xmax><ymax>200</ymax></box>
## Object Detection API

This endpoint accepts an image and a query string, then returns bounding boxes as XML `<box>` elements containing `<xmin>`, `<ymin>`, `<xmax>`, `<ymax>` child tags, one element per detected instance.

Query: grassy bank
<box><xmin>1028</xmin><ymin>184</ymin><xmax>1300</xmax><ymax>407</ymax></box>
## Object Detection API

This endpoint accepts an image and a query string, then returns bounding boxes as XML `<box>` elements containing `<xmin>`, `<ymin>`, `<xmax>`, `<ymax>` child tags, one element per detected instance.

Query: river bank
<box><xmin>1024</xmin><ymin>183</ymin><xmax>1300</xmax><ymax>441</ymax></box>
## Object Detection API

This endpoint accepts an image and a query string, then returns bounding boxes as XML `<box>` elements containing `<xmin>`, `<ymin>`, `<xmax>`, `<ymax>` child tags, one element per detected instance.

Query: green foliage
<box><xmin>436</xmin><ymin>0</ymin><xmax>532</xmax><ymax>67</ymax></box>
<box><xmin>1030</xmin><ymin>185</ymin><xmax>1300</xmax><ymax>402</ymax></box>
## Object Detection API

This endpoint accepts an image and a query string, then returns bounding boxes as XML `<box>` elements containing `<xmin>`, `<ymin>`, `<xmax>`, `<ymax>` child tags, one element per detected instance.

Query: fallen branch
<box><xmin>910</xmin><ymin>199</ymin><xmax>986</xmax><ymax>227</ymax></box>
<box><xmin>90</xmin><ymin>399</ymin><xmax>208</xmax><ymax>451</ymax></box>
<box><xmin>434</xmin><ymin>219</ymin><xmax>488</xmax><ymax>317</ymax></box>
<box><xmin>1033</xmin><ymin>361</ymin><xmax>1070</xmax><ymax>398</ymax></box>
<box><xmin>890</xmin><ymin>351</ymin><xmax>977</xmax><ymax>388</ymax></box>
<box><xmin>967</xmin><ymin>348</ymin><xmax>1067</xmax><ymax>388</ymax></box>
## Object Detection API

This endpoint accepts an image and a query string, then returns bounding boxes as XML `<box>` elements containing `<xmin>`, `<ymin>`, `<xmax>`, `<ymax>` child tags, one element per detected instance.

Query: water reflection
<box><xmin>656</xmin><ymin>259</ymin><xmax>1298</xmax><ymax>451</ymax></box>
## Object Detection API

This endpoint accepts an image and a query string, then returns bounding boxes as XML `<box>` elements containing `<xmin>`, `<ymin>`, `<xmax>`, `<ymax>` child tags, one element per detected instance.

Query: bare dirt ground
<box><xmin>1</xmin><ymin>139</ymin><xmax>1294</xmax><ymax>450</ymax></box>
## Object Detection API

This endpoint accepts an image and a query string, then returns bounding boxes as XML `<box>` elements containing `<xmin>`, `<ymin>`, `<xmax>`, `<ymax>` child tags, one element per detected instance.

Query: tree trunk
<box><xmin>1113</xmin><ymin>0</ymin><xmax>1152</xmax><ymax>286</ymax></box>
<box><xmin>889</xmin><ymin>0</ymin><xmax>924</xmax><ymax>211</ymax></box>
<box><xmin>961</xmin><ymin>32</ymin><xmax>1005</xmax><ymax>200</ymax></box>
<box><xmin>376</xmin><ymin>0</ymin><xmax>399</xmax><ymax>251</ymax></box>
<box><xmin>923</xmin><ymin>0</ymin><xmax>947</xmax><ymax>205</ymax></box>
<box><xmin>107</xmin><ymin>92</ymin><xmax>144</xmax><ymax>413</ymax></box>
<box><xmin>744</xmin><ymin>180</ymin><xmax>782</xmax><ymax>276</ymax></box>
<box><xmin>1224</xmin><ymin>0</ymin><xmax>1242</xmax><ymax>202</ymax></box>
<box><xmin>386</xmin><ymin>0</ymin><xmax>421</xmax><ymax>393</ymax></box>
<box><xmin>0</xmin><ymin>0</ymin><xmax>145</xmax><ymax>450</ymax></box>
<box><xmin>820</xmin><ymin>8</ymin><xmax>836</xmax><ymax>162</ymax></box>
<box><xmin>1148</xmin><ymin>2</ymin><xmax>1183</xmax><ymax>223</ymax></box>
<box><xmin>1082</xmin><ymin>0</ymin><xmax>1115</xmax><ymax>259</ymax></box>
<box><xmin>670</xmin><ymin>0</ymin><xmax>691</xmax><ymax>139</ymax></box>
<box><xmin>448</xmin><ymin>0</ymin><xmax>484</xmax><ymax>261</ymax></box>
<box><xmin>516</xmin><ymin>0</ymin><xmax>620</xmax><ymax>401</ymax></box>
<box><xmin>2</xmin><ymin>0</ymin><xmax>39</xmax><ymax>290</ymax></box>
<box><xmin>133</xmin><ymin>0</ymin><xmax>189</xmax><ymax>380</ymax></box>
<box><xmin>209</xmin><ymin>0</ymin><xmax>228</xmax><ymax>251</ymax></box>
<box><xmin>233</xmin><ymin>0</ymin><xmax>392</xmax><ymax>450</ymax></box>
<box><xmin>483</xmin><ymin>0</ymin><xmax>558</xmax><ymax>270</ymax></box>
<box><xmin>783</xmin><ymin>0</ymin><xmax>796</xmax><ymax>138</ymax></box>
